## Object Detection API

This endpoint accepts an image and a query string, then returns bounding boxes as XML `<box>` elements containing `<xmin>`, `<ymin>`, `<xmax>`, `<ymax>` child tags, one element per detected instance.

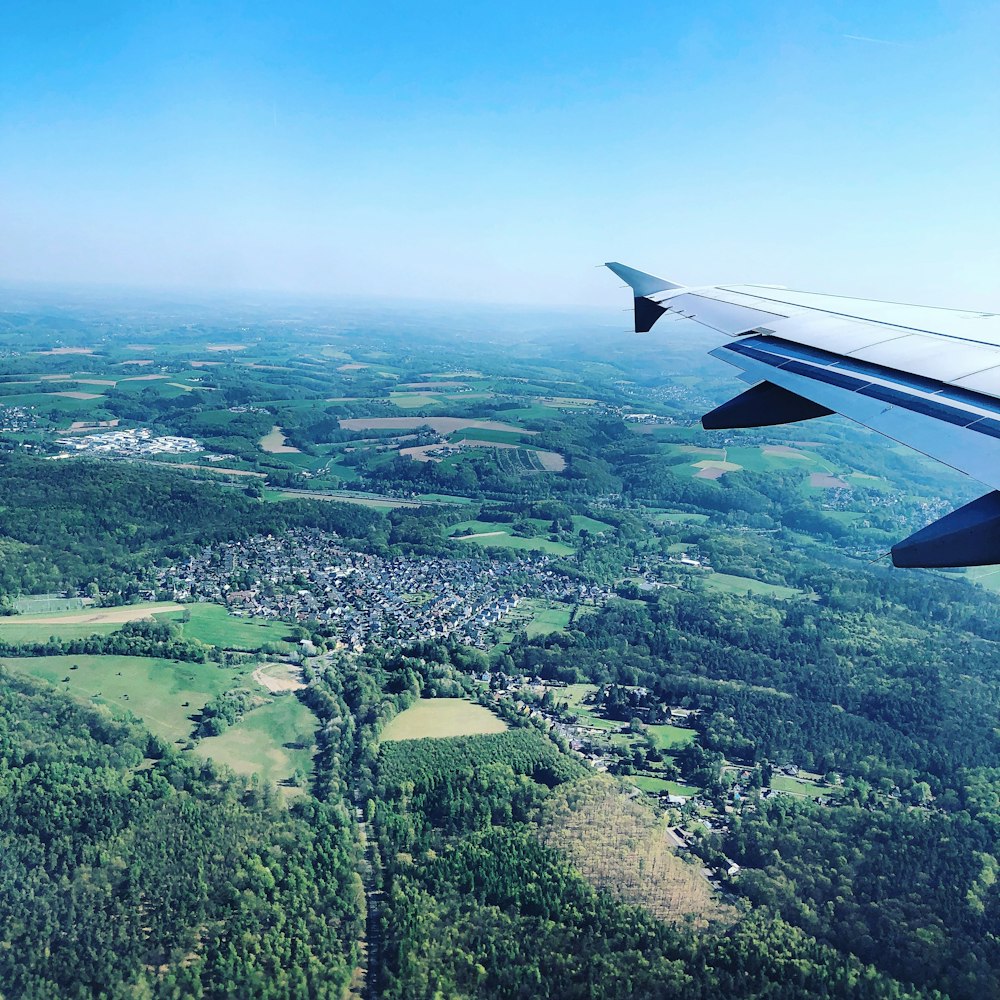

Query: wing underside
<box><xmin>606</xmin><ymin>262</ymin><xmax>1000</xmax><ymax>568</ymax></box>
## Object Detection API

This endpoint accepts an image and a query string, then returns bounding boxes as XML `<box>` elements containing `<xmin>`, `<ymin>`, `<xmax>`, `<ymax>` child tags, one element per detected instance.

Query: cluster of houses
<box><xmin>156</xmin><ymin>528</ymin><xmax>602</xmax><ymax>650</ymax></box>
<box><xmin>55</xmin><ymin>427</ymin><xmax>201</xmax><ymax>457</ymax></box>
<box><xmin>0</xmin><ymin>405</ymin><xmax>38</xmax><ymax>433</ymax></box>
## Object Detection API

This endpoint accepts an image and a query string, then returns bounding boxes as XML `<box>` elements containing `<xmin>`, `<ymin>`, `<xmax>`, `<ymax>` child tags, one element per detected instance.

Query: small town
<box><xmin>157</xmin><ymin>528</ymin><xmax>610</xmax><ymax>649</ymax></box>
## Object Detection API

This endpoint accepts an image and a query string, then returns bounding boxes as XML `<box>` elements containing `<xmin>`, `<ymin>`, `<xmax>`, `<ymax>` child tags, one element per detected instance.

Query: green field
<box><xmin>524</xmin><ymin>601</ymin><xmax>574</xmax><ymax>637</ymax></box>
<box><xmin>645</xmin><ymin>723</ymin><xmax>698</xmax><ymax>750</ymax></box>
<box><xmin>571</xmin><ymin>515</ymin><xmax>613</xmax><ymax>534</ymax></box>
<box><xmin>166</xmin><ymin>603</ymin><xmax>297</xmax><ymax>650</ymax></box>
<box><xmin>448</xmin><ymin>519</ymin><xmax>574</xmax><ymax>556</ymax></box>
<box><xmin>627</xmin><ymin>775</ymin><xmax>699</xmax><ymax>797</ymax></box>
<box><xmin>381</xmin><ymin>698</ymin><xmax>508</xmax><ymax>741</ymax></box>
<box><xmin>198</xmin><ymin>694</ymin><xmax>317</xmax><ymax>791</ymax></box>
<box><xmin>0</xmin><ymin>653</ymin><xmax>244</xmax><ymax>745</ymax></box>
<box><xmin>449</xmin><ymin>428</ymin><xmax>526</xmax><ymax>445</ymax></box>
<box><xmin>770</xmin><ymin>773</ymin><xmax>832</xmax><ymax>799</ymax></box>
<box><xmin>702</xmin><ymin>572</ymin><xmax>801</xmax><ymax>600</ymax></box>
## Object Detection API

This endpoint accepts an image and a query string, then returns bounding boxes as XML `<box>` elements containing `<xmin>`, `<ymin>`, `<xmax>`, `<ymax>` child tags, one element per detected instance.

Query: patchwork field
<box><xmin>381</xmin><ymin>698</ymin><xmax>508</xmax><ymax>741</ymax></box>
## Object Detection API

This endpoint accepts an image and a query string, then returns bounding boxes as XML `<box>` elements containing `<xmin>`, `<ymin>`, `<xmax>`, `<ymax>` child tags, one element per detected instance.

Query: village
<box><xmin>156</xmin><ymin>528</ymin><xmax>610</xmax><ymax>650</ymax></box>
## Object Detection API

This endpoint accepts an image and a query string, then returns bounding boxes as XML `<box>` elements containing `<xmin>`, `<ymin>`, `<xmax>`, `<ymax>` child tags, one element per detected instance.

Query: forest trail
<box><xmin>349</xmin><ymin>810</ymin><xmax>382</xmax><ymax>1000</ymax></box>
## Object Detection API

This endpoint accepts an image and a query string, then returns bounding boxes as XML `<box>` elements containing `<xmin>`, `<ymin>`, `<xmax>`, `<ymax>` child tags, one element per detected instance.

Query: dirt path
<box><xmin>17</xmin><ymin>604</ymin><xmax>183</xmax><ymax>625</ymax></box>
<box><xmin>252</xmin><ymin>662</ymin><xmax>306</xmax><ymax>693</ymax></box>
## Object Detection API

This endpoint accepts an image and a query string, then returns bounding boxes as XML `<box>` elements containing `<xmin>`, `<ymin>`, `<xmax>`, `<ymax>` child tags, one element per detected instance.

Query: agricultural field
<box><xmin>381</xmin><ymin>697</ymin><xmax>507</xmax><ymax>741</ymax></box>
<box><xmin>339</xmin><ymin>416</ymin><xmax>531</xmax><ymax>434</ymax></box>
<box><xmin>0</xmin><ymin>605</ymin><xmax>183</xmax><ymax>643</ymax></box>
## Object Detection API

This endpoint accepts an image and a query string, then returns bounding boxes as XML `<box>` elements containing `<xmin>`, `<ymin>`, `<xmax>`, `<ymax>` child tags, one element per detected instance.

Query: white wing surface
<box><xmin>606</xmin><ymin>262</ymin><xmax>1000</xmax><ymax>568</ymax></box>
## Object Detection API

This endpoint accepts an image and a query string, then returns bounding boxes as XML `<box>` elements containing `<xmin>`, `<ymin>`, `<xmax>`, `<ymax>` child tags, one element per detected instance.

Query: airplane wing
<box><xmin>606</xmin><ymin>262</ymin><xmax>1000</xmax><ymax>568</ymax></box>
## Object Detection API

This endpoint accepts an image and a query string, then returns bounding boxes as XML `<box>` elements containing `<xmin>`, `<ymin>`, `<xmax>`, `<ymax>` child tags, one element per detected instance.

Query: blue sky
<box><xmin>1</xmin><ymin>1</ymin><xmax>998</xmax><ymax>308</ymax></box>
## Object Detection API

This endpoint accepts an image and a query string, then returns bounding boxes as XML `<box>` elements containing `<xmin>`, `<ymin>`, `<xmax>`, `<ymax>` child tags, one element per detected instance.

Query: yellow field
<box><xmin>9</xmin><ymin>601</ymin><xmax>183</xmax><ymax>625</ymax></box>
<box><xmin>381</xmin><ymin>698</ymin><xmax>508</xmax><ymax>741</ymax></box>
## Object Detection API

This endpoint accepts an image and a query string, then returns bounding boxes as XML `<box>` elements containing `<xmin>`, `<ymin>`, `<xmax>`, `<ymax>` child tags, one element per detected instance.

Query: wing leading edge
<box><xmin>605</xmin><ymin>262</ymin><xmax>1000</xmax><ymax>568</ymax></box>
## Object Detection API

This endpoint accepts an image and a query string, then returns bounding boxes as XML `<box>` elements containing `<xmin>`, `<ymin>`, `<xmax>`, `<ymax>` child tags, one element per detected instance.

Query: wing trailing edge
<box><xmin>605</xmin><ymin>262</ymin><xmax>1000</xmax><ymax>567</ymax></box>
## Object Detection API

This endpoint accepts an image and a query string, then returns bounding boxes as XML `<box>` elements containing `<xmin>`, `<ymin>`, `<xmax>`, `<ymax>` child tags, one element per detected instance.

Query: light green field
<box><xmin>645</xmin><ymin>723</ymin><xmax>697</xmax><ymax>750</ymax></box>
<box><xmin>13</xmin><ymin>594</ymin><xmax>85</xmax><ymax>614</ymax></box>
<box><xmin>703</xmin><ymin>572</ymin><xmax>801</xmax><ymax>600</ymax></box>
<box><xmin>0</xmin><ymin>654</ymin><xmax>244</xmax><ymax>744</ymax></box>
<box><xmin>197</xmin><ymin>694</ymin><xmax>316</xmax><ymax>791</ymax></box>
<box><xmin>770</xmin><ymin>773</ymin><xmax>831</xmax><ymax>798</ymax></box>
<box><xmin>571</xmin><ymin>515</ymin><xmax>613</xmax><ymax>534</ymax></box>
<box><xmin>164</xmin><ymin>603</ymin><xmax>295</xmax><ymax>650</ymax></box>
<box><xmin>523</xmin><ymin>601</ymin><xmax>573</xmax><ymax>637</ymax></box>
<box><xmin>651</xmin><ymin>510</ymin><xmax>710</xmax><ymax>524</ymax></box>
<box><xmin>448</xmin><ymin>520</ymin><xmax>574</xmax><ymax>556</ymax></box>
<box><xmin>381</xmin><ymin>698</ymin><xmax>508</xmax><ymax>741</ymax></box>
<box><xmin>390</xmin><ymin>392</ymin><xmax>442</xmax><ymax>408</ymax></box>
<box><xmin>415</xmin><ymin>493</ymin><xmax>476</xmax><ymax>504</ymax></box>
<box><xmin>561</xmin><ymin>683</ymin><xmax>599</xmax><ymax>709</ymax></box>
<box><xmin>626</xmin><ymin>775</ymin><xmax>699</xmax><ymax>797</ymax></box>
<box><xmin>449</xmin><ymin>428</ymin><xmax>526</xmax><ymax>445</ymax></box>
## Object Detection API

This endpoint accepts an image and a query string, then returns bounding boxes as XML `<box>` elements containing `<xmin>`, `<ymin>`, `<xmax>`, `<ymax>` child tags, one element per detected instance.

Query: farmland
<box><xmin>381</xmin><ymin>698</ymin><xmax>508</xmax><ymax>741</ymax></box>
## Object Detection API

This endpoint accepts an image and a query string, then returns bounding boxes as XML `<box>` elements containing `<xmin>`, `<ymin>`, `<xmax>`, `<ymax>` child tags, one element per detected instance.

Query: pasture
<box><xmin>701</xmin><ymin>572</ymin><xmax>802</xmax><ymax>600</ymax></box>
<box><xmin>165</xmin><ymin>603</ymin><xmax>295</xmax><ymax>651</ymax></box>
<box><xmin>645</xmin><ymin>723</ymin><xmax>697</xmax><ymax>751</ymax></box>
<box><xmin>198</xmin><ymin>694</ymin><xmax>316</xmax><ymax>792</ymax></box>
<box><xmin>626</xmin><ymin>775</ymin><xmax>699</xmax><ymax>797</ymax></box>
<box><xmin>0</xmin><ymin>653</ymin><xmax>244</xmax><ymax>745</ymax></box>
<box><xmin>381</xmin><ymin>698</ymin><xmax>507</xmax><ymax>741</ymax></box>
<box><xmin>448</xmin><ymin>519</ymin><xmax>574</xmax><ymax>556</ymax></box>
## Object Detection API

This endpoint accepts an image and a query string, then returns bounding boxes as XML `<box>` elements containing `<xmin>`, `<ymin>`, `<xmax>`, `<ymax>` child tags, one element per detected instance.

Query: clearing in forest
<box><xmin>381</xmin><ymin>698</ymin><xmax>507</xmax><ymax>741</ymax></box>
<box><xmin>538</xmin><ymin>774</ymin><xmax>732</xmax><ymax>927</ymax></box>
<box><xmin>259</xmin><ymin>425</ymin><xmax>301</xmax><ymax>453</ymax></box>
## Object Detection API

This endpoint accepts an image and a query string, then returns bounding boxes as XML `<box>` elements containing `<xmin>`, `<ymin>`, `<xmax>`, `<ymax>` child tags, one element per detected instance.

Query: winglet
<box><xmin>605</xmin><ymin>262</ymin><xmax>682</xmax><ymax>332</ymax></box>
<box><xmin>604</xmin><ymin>262</ymin><xmax>681</xmax><ymax>297</ymax></box>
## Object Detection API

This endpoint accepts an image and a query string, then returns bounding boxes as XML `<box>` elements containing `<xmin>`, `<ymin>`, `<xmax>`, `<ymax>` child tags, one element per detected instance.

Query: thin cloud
<box><xmin>843</xmin><ymin>33</ymin><xmax>908</xmax><ymax>47</ymax></box>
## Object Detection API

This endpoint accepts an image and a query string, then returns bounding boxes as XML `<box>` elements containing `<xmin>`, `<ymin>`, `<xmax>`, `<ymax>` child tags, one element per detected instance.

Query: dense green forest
<box><xmin>0</xmin><ymin>669</ymin><xmax>360</xmax><ymax>998</ymax></box>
